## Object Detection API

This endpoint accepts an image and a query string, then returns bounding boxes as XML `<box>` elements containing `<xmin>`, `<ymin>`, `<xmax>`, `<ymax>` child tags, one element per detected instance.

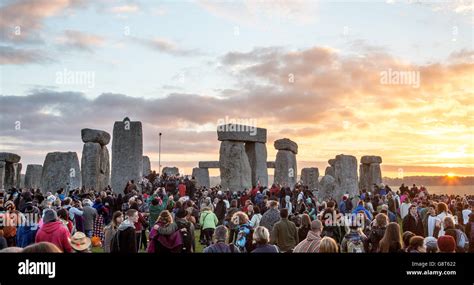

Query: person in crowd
<box><xmin>402</xmin><ymin>204</ymin><xmax>424</xmax><ymax>236</ymax></box>
<box><xmin>406</xmin><ymin>236</ymin><xmax>425</xmax><ymax>253</ymax></box>
<box><xmin>379</xmin><ymin>222</ymin><xmax>403</xmax><ymax>253</ymax></box>
<box><xmin>199</xmin><ymin>206</ymin><xmax>218</xmax><ymax>247</ymax></box>
<box><xmin>293</xmin><ymin>220</ymin><xmax>323</xmax><ymax>253</ymax></box>
<box><xmin>251</xmin><ymin>226</ymin><xmax>279</xmax><ymax>253</ymax></box>
<box><xmin>249</xmin><ymin>206</ymin><xmax>262</xmax><ymax>228</ymax></box>
<box><xmin>423</xmin><ymin>237</ymin><xmax>438</xmax><ymax>253</ymax></box>
<box><xmin>148</xmin><ymin>210</ymin><xmax>182</xmax><ymax>253</ymax></box>
<box><xmin>437</xmin><ymin>235</ymin><xmax>456</xmax><ymax>253</ymax></box>
<box><xmin>203</xmin><ymin>225</ymin><xmax>239</xmax><ymax>253</ymax></box>
<box><xmin>319</xmin><ymin>236</ymin><xmax>339</xmax><ymax>253</ymax></box>
<box><xmin>297</xmin><ymin>214</ymin><xmax>311</xmax><ymax>243</ymax></box>
<box><xmin>175</xmin><ymin>208</ymin><xmax>195</xmax><ymax>253</ymax></box>
<box><xmin>111</xmin><ymin>209</ymin><xmax>138</xmax><ymax>253</ymax></box>
<box><xmin>367</xmin><ymin>213</ymin><xmax>388</xmax><ymax>253</ymax></box>
<box><xmin>270</xmin><ymin>208</ymin><xmax>298</xmax><ymax>253</ymax></box>
<box><xmin>22</xmin><ymin>242</ymin><xmax>63</xmax><ymax>253</ymax></box>
<box><xmin>436</xmin><ymin>202</ymin><xmax>453</xmax><ymax>236</ymax></box>
<box><xmin>35</xmin><ymin>209</ymin><xmax>72</xmax><ymax>253</ymax></box>
<box><xmin>232</xmin><ymin>211</ymin><xmax>254</xmax><ymax>252</ymax></box>
<box><xmin>402</xmin><ymin>231</ymin><xmax>416</xmax><ymax>251</ymax></box>
<box><xmin>69</xmin><ymin>231</ymin><xmax>92</xmax><ymax>253</ymax></box>
<box><xmin>260</xmin><ymin>200</ymin><xmax>280</xmax><ymax>232</ymax></box>
<box><xmin>103</xmin><ymin>211</ymin><xmax>123</xmax><ymax>253</ymax></box>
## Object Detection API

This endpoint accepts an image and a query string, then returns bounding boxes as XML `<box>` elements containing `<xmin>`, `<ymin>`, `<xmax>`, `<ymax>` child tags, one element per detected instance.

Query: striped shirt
<box><xmin>293</xmin><ymin>231</ymin><xmax>322</xmax><ymax>253</ymax></box>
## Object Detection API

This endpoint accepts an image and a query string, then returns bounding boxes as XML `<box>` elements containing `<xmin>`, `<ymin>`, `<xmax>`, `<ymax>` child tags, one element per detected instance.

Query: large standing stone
<box><xmin>4</xmin><ymin>162</ymin><xmax>20</xmax><ymax>189</ymax></box>
<box><xmin>25</xmin><ymin>164</ymin><xmax>43</xmax><ymax>189</ymax></box>
<box><xmin>192</xmin><ymin>167</ymin><xmax>210</xmax><ymax>189</ymax></box>
<box><xmin>359</xmin><ymin>155</ymin><xmax>382</xmax><ymax>192</ymax></box>
<box><xmin>301</xmin><ymin>167</ymin><xmax>319</xmax><ymax>190</ymax></box>
<box><xmin>274</xmin><ymin>150</ymin><xmax>297</xmax><ymax>189</ymax></box>
<box><xmin>82</xmin><ymin>142</ymin><xmax>100</xmax><ymax>190</ymax></box>
<box><xmin>81</xmin><ymin>128</ymin><xmax>111</xmax><ymax>146</ymax></box>
<box><xmin>41</xmin><ymin>152</ymin><xmax>81</xmax><ymax>193</ymax></box>
<box><xmin>111</xmin><ymin>118</ymin><xmax>143</xmax><ymax>193</ymax></box>
<box><xmin>318</xmin><ymin>175</ymin><xmax>336</xmax><ymax>201</ymax></box>
<box><xmin>0</xmin><ymin>152</ymin><xmax>21</xmax><ymax>163</ymax></box>
<box><xmin>0</xmin><ymin>161</ymin><xmax>5</xmax><ymax>189</ymax></box>
<box><xmin>333</xmin><ymin>154</ymin><xmax>358</xmax><ymax>202</ymax></box>
<box><xmin>162</xmin><ymin>167</ymin><xmax>179</xmax><ymax>176</ymax></box>
<box><xmin>245</xmin><ymin>142</ymin><xmax>268</xmax><ymax>187</ymax></box>
<box><xmin>142</xmin><ymin>156</ymin><xmax>151</xmax><ymax>176</ymax></box>
<box><xmin>98</xmin><ymin>146</ymin><xmax>110</xmax><ymax>189</ymax></box>
<box><xmin>217</xmin><ymin>124</ymin><xmax>267</xmax><ymax>143</ymax></box>
<box><xmin>219</xmin><ymin>141</ymin><xmax>252</xmax><ymax>192</ymax></box>
<box><xmin>274</xmin><ymin>138</ymin><xmax>298</xmax><ymax>154</ymax></box>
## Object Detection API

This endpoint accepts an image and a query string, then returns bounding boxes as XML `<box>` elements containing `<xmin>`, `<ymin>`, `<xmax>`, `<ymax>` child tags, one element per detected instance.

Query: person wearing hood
<box><xmin>352</xmin><ymin>201</ymin><xmax>373</xmax><ymax>220</ymax></box>
<box><xmin>82</xmin><ymin>199</ymin><xmax>97</xmax><ymax>238</ymax></box>
<box><xmin>35</xmin><ymin>209</ymin><xmax>73</xmax><ymax>253</ymax></box>
<box><xmin>148</xmin><ymin>210</ymin><xmax>182</xmax><ymax>253</ymax></box>
<box><xmin>111</xmin><ymin>209</ymin><xmax>138</xmax><ymax>253</ymax></box>
<box><xmin>16</xmin><ymin>203</ymin><xmax>40</xmax><ymax>248</ymax></box>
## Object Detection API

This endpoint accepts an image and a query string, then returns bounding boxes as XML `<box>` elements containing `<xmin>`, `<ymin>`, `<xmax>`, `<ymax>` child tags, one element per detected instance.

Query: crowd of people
<box><xmin>0</xmin><ymin>172</ymin><xmax>473</xmax><ymax>254</ymax></box>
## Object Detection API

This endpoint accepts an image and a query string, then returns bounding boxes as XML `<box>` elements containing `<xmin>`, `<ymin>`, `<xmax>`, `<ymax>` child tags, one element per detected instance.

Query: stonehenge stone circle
<box><xmin>25</xmin><ymin>164</ymin><xmax>43</xmax><ymax>189</ymax></box>
<box><xmin>162</xmin><ymin>167</ymin><xmax>179</xmax><ymax>176</ymax></box>
<box><xmin>0</xmin><ymin>152</ymin><xmax>20</xmax><ymax>163</ymax></box>
<box><xmin>274</xmin><ymin>139</ymin><xmax>298</xmax><ymax>189</ymax></box>
<box><xmin>217</xmin><ymin>124</ymin><xmax>267</xmax><ymax>143</ymax></box>
<box><xmin>333</xmin><ymin>154</ymin><xmax>358</xmax><ymax>201</ymax></box>
<box><xmin>111</xmin><ymin>117</ymin><xmax>143</xmax><ymax>193</ymax></box>
<box><xmin>142</xmin><ymin>156</ymin><xmax>151</xmax><ymax>176</ymax></box>
<box><xmin>245</xmin><ymin>142</ymin><xmax>268</xmax><ymax>187</ymax></box>
<box><xmin>301</xmin><ymin>167</ymin><xmax>319</xmax><ymax>190</ymax></box>
<box><xmin>81</xmin><ymin>128</ymin><xmax>111</xmax><ymax>146</ymax></box>
<box><xmin>219</xmin><ymin>140</ymin><xmax>252</xmax><ymax>192</ymax></box>
<box><xmin>192</xmin><ymin>167</ymin><xmax>210</xmax><ymax>189</ymax></box>
<box><xmin>359</xmin><ymin>155</ymin><xmax>382</xmax><ymax>192</ymax></box>
<box><xmin>41</xmin><ymin>152</ymin><xmax>81</xmax><ymax>193</ymax></box>
<box><xmin>325</xmin><ymin>166</ymin><xmax>335</xmax><ymax>178</ymax></box>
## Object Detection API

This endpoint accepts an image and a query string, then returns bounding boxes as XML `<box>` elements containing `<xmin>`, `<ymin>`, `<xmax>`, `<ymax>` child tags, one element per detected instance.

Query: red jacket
<box><xmin>178</xmin><ymin>184</ymin><xmax>187</xmax><ymax>197</ymax></box>
<box><xmin>35</xmin><ymin>221</ymin><xmax>73</xmax><ymax>253</ymax></box>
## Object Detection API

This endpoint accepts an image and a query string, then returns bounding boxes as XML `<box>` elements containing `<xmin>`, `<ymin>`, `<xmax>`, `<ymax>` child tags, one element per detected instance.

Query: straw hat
<box><xmin>70</xmin><ymin>232</ymin><xmax>91</xmax><ymax>251</ymax></box>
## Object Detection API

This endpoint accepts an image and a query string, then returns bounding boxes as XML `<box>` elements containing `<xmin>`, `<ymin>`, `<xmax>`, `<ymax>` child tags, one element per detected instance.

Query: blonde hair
<box><xmin>319</xmin><ymin>236</ymin><xmax>339</xmax><ymax>253</ymax></box>
<box><xmin>253</xmin><ymin>226</ymin><xmax>270</xmax><ymax>244</ymax></box>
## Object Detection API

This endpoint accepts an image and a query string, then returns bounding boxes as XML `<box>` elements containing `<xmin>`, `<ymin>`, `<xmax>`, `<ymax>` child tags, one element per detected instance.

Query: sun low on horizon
<box><xmin>0</xmin><ymin>0</ymin><xmax>473</xmax><ymax>178</ymax></box>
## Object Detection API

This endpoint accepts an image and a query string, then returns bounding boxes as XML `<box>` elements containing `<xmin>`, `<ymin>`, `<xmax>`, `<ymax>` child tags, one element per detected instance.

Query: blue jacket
<box><xmin>352</xmin><ymin>205</ymin><xmax>373</xmax><ymax>220</ymax></box>
<box><xmin>16</xmin><ymin>225</ymin><xmax>37</xmax><ymax>248</ymax></box>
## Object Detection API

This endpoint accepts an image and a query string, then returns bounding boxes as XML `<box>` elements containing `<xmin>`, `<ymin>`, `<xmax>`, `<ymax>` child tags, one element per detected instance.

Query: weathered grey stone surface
<box><xmin>359</xmin><ymin>161</ymin><xmax>382</xmax><ymax>192</ymax></box>
<box><xmin>192</xmin><ymin>167</ymin><xmax>210</xmax><ymax>189</ymax></box>
<box><xmin>245</xmin><ymin>142</ymin><xmax>268</xmax><ymax>187</ymax></box>
<box><xmin>360</xmin><ymin>155</ymin><xmax>382</xmax><ymax>165</ymax></box>
<box><xmin>274</xmin><ymin>150</ymin><xmax>297</xmax><ymax>189</ymax></box>
<box><xmin>318</xmin><ymin>175</ymin><xmax>336</xmax><ymax>201</ymax></box>
<box><xmin>217</xmin><ymin>124</ymin><xmax>267</xmax><ymax>143</ymax></box>
<box><xmin>81</xmin><ymin>142</ymin><xmax>109</xmax><ymax>191</ymax></box>
<box><xmin>0</xmin><ymin>161</ymin><xmax>5</xmax><ymax>189</ymax></box>
<box><xmin>0</xmin><ymin>152</ymin><xmax>21</xmax><ymax>163</ymax></box>
<box><xmin>4</xmin><ymin>162</ymin><xmax>20</xmax><ymax>189</ymax></box>
<box><xmin>325</xmin><ymin>166</ymin><xmax>335</xmax><ymax>177</ymax></box>
<box><xmin>198</xmin><ymin>161</ymin><xmax>220</xmax><ymax>168</ymax></box>
<box><xmin>266</xmin><ymin>161</ymin><xmax>276</xmax><ymax>168</ymax></box>
<box><xmin>328</xmin><ymin>159</ymin><xmax>336</xmax><ymax>167</ymax></box>
<box><xmin>111</xmin><ymin>118</ymin><xmax>143</xmax><ymax>193</ymax></box>
<box><xmin>41</xmin><ymin>152</ymin><xmax>81</xmax><ymax>193</ymax></box>
<box><xmin>219</xmin><ymin>141</ymin><xmax>252</xmax><ymax>192</ymax></box>
<box><xmin>16</xmin><ymin>163</ymin><xmax>22</xmax><ymax>188</ymax></box>
<box><xmin>25</xmin><ymin>164</ymin><xmax>43</xmax><ymax>189</ymax></box>
<box><xmin>333</xmin><ymin>154</ymin><xmax>358</xmax><ymax>201</ymax></box>
<box><xmin>274</xmin><ymin>138</ymin><xmax>298</xmax><ymax>154</ymax></box>
<box><xmin>81</xmin><ymin>128</ymin><xmax>111</xmax><ymax>146</ymax></box>
<box><xmin>301</xmin><ymin>167</ymin><xmax>319</xmax><ymax>190</ymax></box>
<box><xmin>162</xmin><ymin>167</ymin><xmax>179</xmax><ymax>176</ymax></box>
<box><xmin>142</xmin><ymin>156</ymin><xmax>151</xmax><ymax>176</ymax></box>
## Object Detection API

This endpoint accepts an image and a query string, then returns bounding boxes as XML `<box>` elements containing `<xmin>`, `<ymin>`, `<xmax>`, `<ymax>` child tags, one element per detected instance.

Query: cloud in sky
<box><xmin>56</xmin><ymin>30</ymin><xmax>106</xmax><ymax>52</ymax></box>
<box><xmin>1</xmin><ymin>44</ymin><xmax>472</xmax><ymax>174</ymax></box>
<box><xmin>132</xmin><ymin>36</ymin><xmax>204</xmax><ymax>57</ymax></box>
<box><xmin>0</xmin><ymin>45</ymin><xmax>51</xmax><ymax>65</ymax></box>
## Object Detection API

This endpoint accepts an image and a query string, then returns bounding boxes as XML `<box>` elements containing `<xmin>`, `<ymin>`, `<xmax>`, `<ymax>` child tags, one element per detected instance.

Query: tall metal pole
<box><xmin>159</xmin><ymin>132</ymin><xmax>162</xmax><ymax>175</ymax></box>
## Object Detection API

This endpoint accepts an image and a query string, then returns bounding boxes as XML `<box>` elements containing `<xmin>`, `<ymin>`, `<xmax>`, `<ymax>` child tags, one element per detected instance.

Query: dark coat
<box><xmin>403</xmin><ymin>214</ymin><xmax>424</xmax><ymax>237</ymax></box>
